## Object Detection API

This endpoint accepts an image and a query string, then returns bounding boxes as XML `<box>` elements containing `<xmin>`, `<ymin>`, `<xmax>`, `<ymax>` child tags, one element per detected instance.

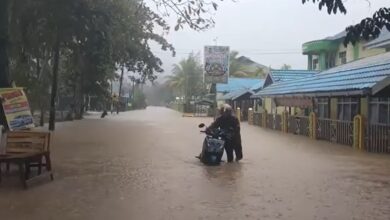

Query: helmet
<box><xmin>221</xmin><ymin>104</ymin><xmax>233</xmax><ymax>117</ymax></box>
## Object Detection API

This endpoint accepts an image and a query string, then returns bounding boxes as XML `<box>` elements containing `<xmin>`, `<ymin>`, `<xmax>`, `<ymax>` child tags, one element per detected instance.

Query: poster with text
<box><xmin>0</xmin><ymin>88</ymin><xmax>34</xmax><ymax>130</ymax></box>
<box><xmin>204</xmin><ymin>46</ymin><xmax>230</xmax><ymax>84</ymax></box>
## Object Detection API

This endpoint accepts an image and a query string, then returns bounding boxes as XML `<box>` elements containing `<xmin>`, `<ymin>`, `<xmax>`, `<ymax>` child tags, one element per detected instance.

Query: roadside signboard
<box><xmin>0</xmin><ymin>88</ymin><xmax>34</xmax><ymax>131</ymax></box>
<box><xmin>204</xmin><ymin>46</ymin><xmax>230</xmax><ymax>84</ymax></box>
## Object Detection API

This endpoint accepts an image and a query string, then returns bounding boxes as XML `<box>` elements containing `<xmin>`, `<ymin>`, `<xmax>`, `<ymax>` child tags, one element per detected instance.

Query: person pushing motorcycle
<box><xmin>207</xmin><ymin>104</ymin><xmax>243</xmax><ymax>162</ymax></box>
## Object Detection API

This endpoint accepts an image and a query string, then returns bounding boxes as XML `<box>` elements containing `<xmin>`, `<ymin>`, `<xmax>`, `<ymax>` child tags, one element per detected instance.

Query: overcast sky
<box><xmin>150</xmin><ymin>0</ymin><xmax>389</xmax><ymax>80</ymax></box>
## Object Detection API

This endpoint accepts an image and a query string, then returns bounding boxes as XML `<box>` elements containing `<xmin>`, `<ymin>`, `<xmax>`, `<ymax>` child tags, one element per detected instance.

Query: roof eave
<box><xmin>251</xmin><ymin>89</ymin><xmax>370</xmax><ymax>98</ymax></box>
<box><xmin>372</xmin><ymin>76</ymin><xmax>390</xmax><ymax>95</ymax></box>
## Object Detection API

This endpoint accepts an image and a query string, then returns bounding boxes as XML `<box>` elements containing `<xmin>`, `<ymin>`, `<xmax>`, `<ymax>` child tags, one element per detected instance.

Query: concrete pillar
<box><xmin>353</xmin><ymin>44</ymin><xmax>360</xmax><ymax>60</ymax></box>
<box><xmin>319</xmin><ymin>52</ymin><xmax>327</xmax><ymax>70</ymax></box>
<box><xmin>330</xmin><ymin>98</ymin><xmax>338</xmax><ymax>120</ymax></box>
<box><xmin>309</xmin><ymin>112</ymin><xmax>317</xmax><ymax>139</ymax></box>
<box><xmin>360</xmin><ymin>97</ymin><xmax>368</xmax><ymax>119</ymax></box>
<box><xmin>282</xmin><ymin>110</ymin><xmax>289</xmax><ymax>133</ymax></box>
<box><xmin>308</xmin><ymin>54</ymin><xmax>313</xmax><ymax>70</ymax></box>
<box><xmin>248</xmin><ymin>108</ymin><xmax>253</xmax><ymax>125</ymax></box>
<box><xmin>353</xmin><ymin>115</ymin><xmax>365</xmax><ymax>150</ymax></box>
<box><xmin>262</xmin><ymin>109</ymin><xmax>267</xmax><ymax>128</ymax></box>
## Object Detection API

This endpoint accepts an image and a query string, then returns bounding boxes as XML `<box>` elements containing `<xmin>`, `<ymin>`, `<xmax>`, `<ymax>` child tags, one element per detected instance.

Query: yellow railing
<box><xmin>353</xmin><ymin>115</ymin><xmax>365</xmax><ymax>150</ymax></box>
<box><xmin>246</xmin><ymin>111</ymin><xmax>376</xmax><ymax>153</ymax></box>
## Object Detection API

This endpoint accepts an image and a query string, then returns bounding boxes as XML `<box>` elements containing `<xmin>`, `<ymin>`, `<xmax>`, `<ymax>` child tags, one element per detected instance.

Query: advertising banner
<box><xmin>204</xmin><ymin>46</ymin><xmax>230</xmax><ymax>84</ymax></box>
<box><xmin>0</xmin><ymin>88</ymin><xmax>34</xmax><ymax>131</ymax></box>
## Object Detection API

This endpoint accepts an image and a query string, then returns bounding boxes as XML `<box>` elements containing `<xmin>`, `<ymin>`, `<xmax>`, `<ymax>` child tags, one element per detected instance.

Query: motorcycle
<box><xmin>196</xmin><ymin>123</ymin><xmax>233</xmax><ymax>166</ymax></box>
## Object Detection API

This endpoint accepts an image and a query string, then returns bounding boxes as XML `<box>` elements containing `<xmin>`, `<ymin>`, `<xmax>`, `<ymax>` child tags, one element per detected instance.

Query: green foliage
<box><xmin>166</xmin><ymin>53</ymin><xmax>205</xmax><ymax>100</ymax></box>
<box><xmin>229</xmin><ymin>51</ymin><xmax>244</xmax><ymax>77</ymax></box>
<box><xmin>229</xmin><ymin>51</ymin><xmax>267</xmax><ymax>78</ymax></box>
<box><xmin>302</xmin><ymin>0</ymin><xmax>389</xmax><ymax>45</ymax></box>
<box><xmin>7</xmin><ymin>0</ymin><xmax>192</xmax><ymax>127</ymax></box>
<box><xmin>131</xmin><ymin>86</ymin><xmax>147</xmax><ymax>109</ymax></box>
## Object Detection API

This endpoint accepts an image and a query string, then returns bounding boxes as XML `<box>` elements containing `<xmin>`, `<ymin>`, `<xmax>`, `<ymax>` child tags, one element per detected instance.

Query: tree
<box><xmin>0</xmin><ymin>0</ymin><xmax>10</xmax><ymax>87</ymax></box>
<box><xmin>229</xmin><ymin>51</ymin><xmax>245</xmax><ymax>77</ymax></box>
<box><xmin>302</xmin><ymin>0</ymin><xmax>390</xmax><ymax>45</ymax></box>
<box><xmin>6</xmin><ymin>0</ymin><xmax>178</xmax><ymax>127</ymax></box>
<box><xmin>229</xmin><ymin>51</ymin><xmax>268</xmax><ymax>78</ymax></box>
<box><xmin>166</xmin><ymin>53</ymin><xmax>205</xmax><ymax>100</ymax></box>
<box><xmin>0</xmin><ymin>0</ymin><xmax>221</xmax><ymax>87</ymax></box>
<box><xmin>0</xmin><ymin>0</ymin><xmax>221</xmax><ymax>129</ymax></box>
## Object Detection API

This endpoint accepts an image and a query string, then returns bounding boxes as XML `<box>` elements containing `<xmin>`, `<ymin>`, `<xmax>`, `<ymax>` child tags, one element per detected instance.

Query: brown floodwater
<box><xmin>1</xmin><ymin>107</ymin><xmax>390</xmax><ymax>220</ymax></box>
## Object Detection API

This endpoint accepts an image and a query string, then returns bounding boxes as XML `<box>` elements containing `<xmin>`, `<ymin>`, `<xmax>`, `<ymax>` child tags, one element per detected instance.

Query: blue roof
<box><xmin>252</xmin><ymin>59</ymin><xmax>390</xmax><ymax>98</ymax></box>
<box><xmin>217</xmin><ymin>78</ymin><xmax>262</xmax><ymax>93</ymax></box>
<box><xmin>250</xmin><ymin>80</ymin><xmax>265</xmax><ymax>91</ymax></box>
<box><xmin>220</xmin><ymin>89</ymin><xmax>253</xmax><ymax>100</ymax></box>
<box><xmin>270</xmin><ymin>70</ymin><xmax>318</xmax><ymax>82</ymax></box>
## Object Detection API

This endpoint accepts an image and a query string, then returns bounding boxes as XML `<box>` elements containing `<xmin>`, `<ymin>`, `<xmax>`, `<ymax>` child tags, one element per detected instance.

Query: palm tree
<box><xmin>166</xmin><ymin>53</ymin><xmax>204</xmax><ymax>101</ymax></box>
<box><xmin>166</xmin><ymin>64</ymin><xmax>186</xmax><ymax>96</ymax></box>
<box><xmin>229</xmin><ymin>51</ymin><xmax>246</xmax><ymax>77</ymax></box>
<box><xmin>229</xmin><ymin>51</ymin><xmax>268</xmax><ymax>78</ymax></box>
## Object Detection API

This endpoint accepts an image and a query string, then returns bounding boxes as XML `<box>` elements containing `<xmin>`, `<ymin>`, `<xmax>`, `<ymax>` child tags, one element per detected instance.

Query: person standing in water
<box><xmin>208</xmin><ymin>104</ymin><xmax>243</xmax><ymax>162</ymax></box>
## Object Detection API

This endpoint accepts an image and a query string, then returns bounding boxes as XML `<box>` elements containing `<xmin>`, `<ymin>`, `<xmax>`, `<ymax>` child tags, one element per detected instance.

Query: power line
<box><xmin>152</xmin><ymin>50</ymin><xmax>302</xmax><ymax>55</ymax></box>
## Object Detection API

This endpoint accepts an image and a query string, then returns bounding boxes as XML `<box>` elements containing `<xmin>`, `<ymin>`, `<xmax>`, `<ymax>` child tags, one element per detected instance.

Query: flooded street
<box><xmin>1</xmin><ymin>107</ymin><xmax>390</xmax><ymax>220</ymax></box>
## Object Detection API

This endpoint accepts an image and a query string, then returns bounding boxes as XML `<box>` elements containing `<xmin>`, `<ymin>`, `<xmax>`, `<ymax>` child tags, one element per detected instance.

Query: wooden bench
<box><xmin>0</xmin><ymin>130</ymin><xmax>53</xmax><ymax>188</ymax></box>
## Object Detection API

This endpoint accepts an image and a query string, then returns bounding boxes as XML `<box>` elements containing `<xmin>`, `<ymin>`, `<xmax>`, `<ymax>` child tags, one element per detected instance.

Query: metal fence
<box><xmin>334</xmin><ymin>120</ymin><xmax>353</xmax><ymax>146</ymax></box>
<box><xmin>248</xmin><ymin>112</ymin><xmax>389</xmax><ymax>153</ymax></box>
<box><xmin>194</xmin><ymin>105</ymin><xmax>209</xmax><ymax>117</ymax></box>
<box><xmin>266</xmin><ymin>114</ymin><xmax>274</xmax><ymax>129</ymax></box>
<box><xmin>317</xmin><ymin>119</ymin><xmax>353</xmax><ymax>146</ymax></box>
<box><xmin>274</xmin><ymin>114</ymin><xmax>282</xmax><ymax>131</ymax></box>
<box><xmin>253</xmin><ymin>113</ymin><xmax>261</xmax><ymax>126</ymax></box>
<box><xmin>288</xmin><ymin>116</ymin><xmax>310</xmax><ymax>137</ymax></box>
<box><xmin>317</xmin><ymin>118</ymin><xmax>332</xmax><ymax>141</ymax></box>
<box><xmin>366</xmin><ymin>124</ymin><xmax>390</xmax><ymax>153</ymax></box>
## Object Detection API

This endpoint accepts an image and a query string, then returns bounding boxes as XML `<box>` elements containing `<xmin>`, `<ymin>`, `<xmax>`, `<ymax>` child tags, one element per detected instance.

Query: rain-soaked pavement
<box><xmin>1</xmin><ymin>107</ymin><xmax>390</xmax><ymax>220</ymax></box>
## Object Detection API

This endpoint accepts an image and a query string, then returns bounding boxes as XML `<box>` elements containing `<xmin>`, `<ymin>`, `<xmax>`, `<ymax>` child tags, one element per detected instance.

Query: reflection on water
<box><xmin>202</xmin><ymin>163</ymin><xmax>243</xmax><ymax>183</ymax></box>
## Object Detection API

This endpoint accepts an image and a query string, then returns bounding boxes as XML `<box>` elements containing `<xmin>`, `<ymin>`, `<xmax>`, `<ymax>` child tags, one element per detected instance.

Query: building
<box><xmin>250</xmin><ymin>52</ymin><xmax>390</xmax><ymax>153</ymax></box>
<box><xmin>253</xmin><ymin>70</ymin><xmax>318</xmax><ymax>114</ymax></box>
<box><xmin>303</xmin><ymin>29</ymin><xmax>390</xmax><ymax>71</ymax></box>
<box><xmin>216</xmin><ymin>78</ymin><xmax>262</xmax><ymax>101</ymax></box>
<box><xmin>217</xmin><ymin>77</ymin><xmax>263</xmax><ymax>120</ymax></box>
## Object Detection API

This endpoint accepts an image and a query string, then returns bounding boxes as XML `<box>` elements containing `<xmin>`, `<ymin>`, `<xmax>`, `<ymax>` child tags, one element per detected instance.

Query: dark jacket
<box><xmin>209</xmin><ymin>115</ymin><xmax>240</xmax><ymax>139</ymax></box>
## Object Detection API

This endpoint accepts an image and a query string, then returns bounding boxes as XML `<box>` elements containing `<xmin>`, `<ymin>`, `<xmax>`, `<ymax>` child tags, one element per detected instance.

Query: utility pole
<box><xmin>110</xmin><ymin>80</ymin><xmax>113</xmax><ymax>114</ymax></box>
<box><xmin>211</xmin><ymin>38</ymin><xmax>219</xmax><ymax>119</ymax></box>
<box><xmin>117</xmin><ymin>66</ymin><xmax>124</xmax><ymax>114</ymax></box>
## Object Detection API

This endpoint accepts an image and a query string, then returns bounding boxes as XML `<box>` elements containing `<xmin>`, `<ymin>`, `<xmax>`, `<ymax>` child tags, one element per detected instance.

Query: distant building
<box><xmin>217</xmin><ymin>78</ymin><xmax>263</xmax><ymax>120</ymax></box>
<box><xmin>251</xmin><ymin>52</ymin><xmax>390</xmax><ymax>153</ymax></box>
<box><xmin>303</xmin><ymin>29</ymin><xmax>390</xmax><ymax>71</ymax></box>
<box><xmin>253</xmin><ymin>70</ymin><xmax>318</xmax><ymax>115</ymax></box>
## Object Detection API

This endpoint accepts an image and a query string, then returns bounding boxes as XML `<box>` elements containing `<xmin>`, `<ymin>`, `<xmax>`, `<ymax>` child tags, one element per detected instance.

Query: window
<box><xmin>326</xmin><ymin>53</ymin><xmax>336</xmax><ymax>69</ymax></box>
<box><xmin>313</xmin><ymin>59</ymin><xmax>319</xmax><ymax>70</ymax></box>
<box><xmin>337</xmin><ymin>97</ymin><xmax>359</xmax><ymax>121</ymax></box>
<box><xmin>339</xmin><ymin>51</ymin><xmax>347</xmax><ymax>64</ymax></box>
<box><xmin>370</xmin><ymin>98</ymin><xmax>390</xmax><ymax>125</ymax></box>
<box><xmin>316</xmin><ymin>98</ymin><xmax>329</xmax><ymax>118</ymax></box>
